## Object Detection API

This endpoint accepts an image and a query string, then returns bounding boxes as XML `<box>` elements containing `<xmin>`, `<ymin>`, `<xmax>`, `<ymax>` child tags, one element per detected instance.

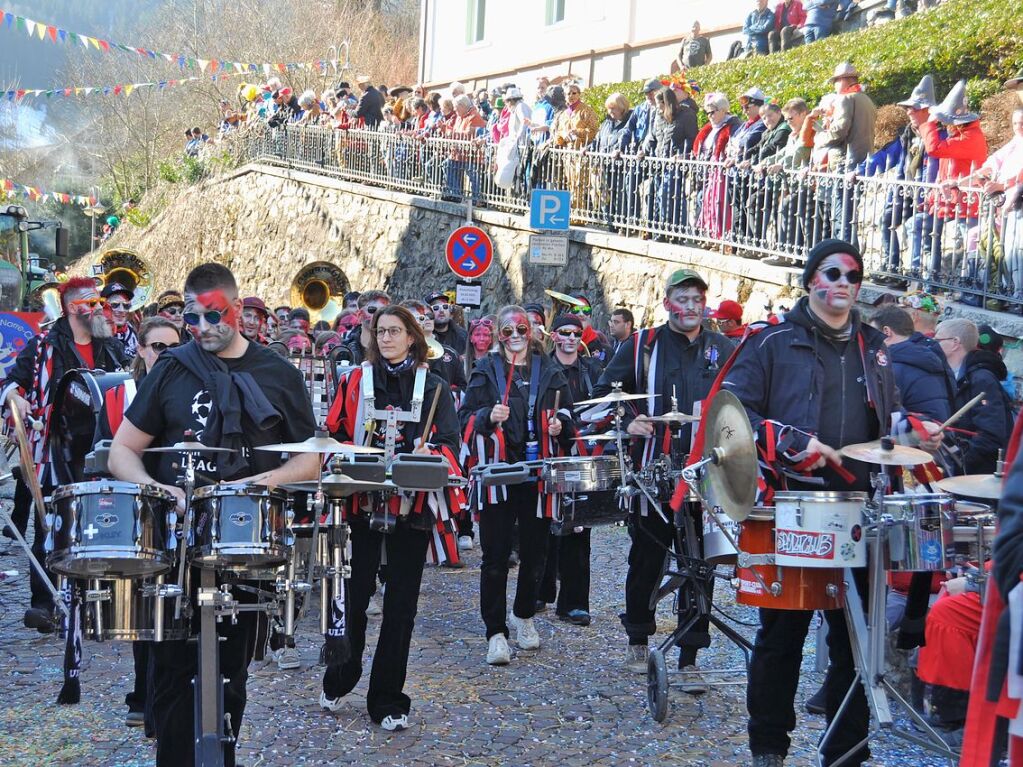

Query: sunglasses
<box><xmin>499</xmin><ymin>324</ymin><xmax>530</xmax><ymax>339</ymax></box>
<box><xmin>183</xmin><ymin>309</ymin><xmax>226</xmax><ymax>327</ymax></box>
<box><xmin>472</xmin><ymin>318</ymin><xmax>495</xmax><ymax>328</ymax></box>
<box><xmin>819</xmin><ymin>267</ymin><xmax>863</xmax><ymax>284</ymax></box>
<box><xmin>431</xmin><ymin>303</ymin><xmax>451</xmax><ymax>312</ymax></box>
<box><xmin>569</xmin><ymin>306</ymin><xmax>592</xmax><ymax>316</ymax></box>
<box><xmin>556</xmin><ymin>329</ymin><xmax>582</xmax><ymax>338</ymax></box>
<box><xmin>148</xmin><ymin>341</ymin><xmax>181</xmax><ymax>353</ymax></box>
<box><xmin>161</xmin><ymin>306</ymin><xmax>183</xmax><ymax>316</ymax></box>
<box><xmin>107</xmin><ymin>301</ymin><xmax>131</xmax><ymax>310</ymax></box>
<box><xmin>69</xmin><ymin>297</ymin><xmax>104</xmax><ymax>311</ymax></box>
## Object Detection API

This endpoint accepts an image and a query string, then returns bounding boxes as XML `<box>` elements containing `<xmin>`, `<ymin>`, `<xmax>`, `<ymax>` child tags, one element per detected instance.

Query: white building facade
<box><xmin>418</xmin><ymin>0</ymin><xmax>745</xmax><ymax>92</ymax></box>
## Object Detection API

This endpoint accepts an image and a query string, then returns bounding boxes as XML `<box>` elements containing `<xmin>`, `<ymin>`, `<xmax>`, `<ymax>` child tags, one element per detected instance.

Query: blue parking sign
<box><xmin>529</xmin><ymin>189</ymin><xmax>571</xmax><ymax>231</ymax></box>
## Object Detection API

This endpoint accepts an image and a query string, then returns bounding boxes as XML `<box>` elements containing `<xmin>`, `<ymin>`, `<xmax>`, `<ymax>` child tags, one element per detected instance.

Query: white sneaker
<box><xmin>275</xmin><ymin>646</ymin><xmax>300</xmax><ymax>671</ymax></box>
<box><xmin>319</xmin><ymin>691</ymin><xmax>343</xmax><ymax>713</ymax></box>
<box><xmin>508</xmin><ymin>613</ymin><xmax>540</xmax><ymax>650</ymax></box>
<box><xmin>486</xmin><ymin>634</ymin><xmax>511</xmax><ymax>665</ymax></box>
<box><xmin>366</xmin><ymin>593</ymin><xmax>382</xmax><ymax>617</ymax></box>
<box><xmin>625</xmin><ymin>643</ymin><xmax>648</xmax><ymax>674</ymax></box>
<box><xmin>380</xmin><ymin>714</ymin><xmax>409</xmax><ymax>731</ymax></box>
<box><xmin>457</xmin><ymin>535</ymin><xmax>474</xmax><ymax>551</ymax></box>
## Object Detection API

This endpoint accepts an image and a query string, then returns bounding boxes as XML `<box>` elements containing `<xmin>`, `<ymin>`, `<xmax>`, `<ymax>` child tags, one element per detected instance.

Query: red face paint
<box><xmin>811</xmin><ymin>254</ymin><xmax>861</xmax><ymax>310</ymax></box>
<box><xmin>498</xmin><ymin>312</ymin><xmax>531</xmax><ymax>345</ymax></box>
<box><xmin>197</xmin><ymin>289</ymin><xmax>238</xmax><ymax>328</ymax></box>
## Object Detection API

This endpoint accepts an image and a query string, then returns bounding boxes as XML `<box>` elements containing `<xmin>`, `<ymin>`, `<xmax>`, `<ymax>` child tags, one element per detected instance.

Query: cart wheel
<box><xmin>647</xmin><ymin>648</ymin><xmax>669</xmax><ymax>723</ymax></box>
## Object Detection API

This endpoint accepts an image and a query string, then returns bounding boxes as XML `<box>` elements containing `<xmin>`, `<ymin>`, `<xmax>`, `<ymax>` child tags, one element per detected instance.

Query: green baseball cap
<box><xmin>665</xmin><ymin>268</ymin><xmax>708</xmax><ymax>292</ymax></box>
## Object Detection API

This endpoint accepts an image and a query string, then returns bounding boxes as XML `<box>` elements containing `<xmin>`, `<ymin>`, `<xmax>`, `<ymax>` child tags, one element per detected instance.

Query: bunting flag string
<box><xmin>0</xmin><ymin>7</ymin><xmax>342</xmax><ymax>76</ymax></box>
<box><xmin>4</xmin><ymin>70</ymin><xmax>246</xmax><ymax>103</ymax></box>
<box><xmin>1</xmin><ymin>178</ymin><xmax>98</xmax><ymax>208</ymax></box>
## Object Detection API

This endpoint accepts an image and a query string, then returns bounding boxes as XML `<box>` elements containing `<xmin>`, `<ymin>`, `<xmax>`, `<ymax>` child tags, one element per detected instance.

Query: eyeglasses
<box><xmin>147</xmin><ymin>341</ymin><xmax>181</xmax><ymax>353</ymax></box>
<box><xmin>933</xmin><ymin>336</ymin><xmax>958</xmax><ymax>344</ymax></box>
<box><xmin>413</xmin><ymin>314</ymin><xmax>428</xmax><ymax>323</ymax></box>
<box><xmin>819</xmin><ymin>267</ymin><xmax>863</xmax><ymax>284</ymax></box>
<box><xmin>161</xmin><ymin>306</ymin><xmax>183</xmax><ymax>316</ymax></box>
<box><xmin>69</xmin><ymin>297</ymin><xmax>103</xmax><ymax>311</ymax></box>
<box><xmin>183</xmin><ymin>310</ymin><xmax>225</xmax><ymax>327</ymax></box>
<box><xmin>375</xmin><ymin>326</ymin><xmax>406</xmax><ymax>338</ymax></box>
<box><xmin>107</xmin><ymin>301</ymin><xmax>131</xmax><ymax>310</ymax></box>
<box><xmin>569</xmin><ymin>306</ymin><xmax>592</xmax><ymax>316</ymax></box>
<box><xmin>556</xmin><ymin>329</ymin><xmax>582</xmax><ymax>338</ymax></box>
<box><xmin>431</xmin><ymin>303</ymin><xmax>450</xmax><ymax>312</ymax></box>
<box><xmin>499</xmin><ymin>324</ymin><xmax>530</xmax><ymax>339</ymax></box>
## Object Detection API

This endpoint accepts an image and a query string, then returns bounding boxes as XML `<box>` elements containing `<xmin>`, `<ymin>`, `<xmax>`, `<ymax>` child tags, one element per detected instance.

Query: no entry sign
<box><xmin>445</xmin><ymin>225</ymin><xmax>493</xmax><ymax>279</ymax></box>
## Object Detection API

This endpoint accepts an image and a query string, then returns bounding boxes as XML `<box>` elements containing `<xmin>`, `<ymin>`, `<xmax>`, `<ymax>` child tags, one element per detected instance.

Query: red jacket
<box><xmin>919</xmin><ymin>119</ymin><xmax>988</xmax><ymax>219</ymax></box>
<box><xmin>774</xmin><ymin>0</ymin><xmax>806</xmax><ymax>30</ymax></box>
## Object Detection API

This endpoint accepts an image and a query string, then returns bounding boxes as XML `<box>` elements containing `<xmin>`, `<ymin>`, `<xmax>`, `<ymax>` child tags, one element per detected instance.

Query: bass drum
<box><xmin>51</xmin><ymin>369</ymin><xmax>134</xmax><ymax>484</ymax></box>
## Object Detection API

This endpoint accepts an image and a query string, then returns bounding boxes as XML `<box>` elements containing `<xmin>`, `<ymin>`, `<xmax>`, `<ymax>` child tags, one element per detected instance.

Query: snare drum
<box><xmin>561</xmin><ymin>491</ymin><xmax>624</xmax><ymax>527</ymax></box>
<box><xmin>735</xmin><ymin>508</ymin><xmax>844</xmax><ymax>611</ymax></box>
<box><xmin>189</xmin><ymin>484</ymin><xmax>290</xmax><ymax>571</ymax></box>
<box><xmin>85</xmin><ymin>574</ymin><xmax>190</xmax><ymax>642</ymax></box>
<box><xmin>49</xmin><ymin>481</ymin><xmax>177</xmax><ymax>578</ymax></box>
<box><xmin>884</xmin><ymin>493</ymin><xmax>955</xmax><ymax>571</ymax></box>
<box><xmin>542</xmin><ymin>456</ymin><xmax>621</xmax><ymax>494</ymax></box>
<box><xmin>773</xmin><ymin>492</ymin><xmax>868</xmax><ymax>569</ymax></box>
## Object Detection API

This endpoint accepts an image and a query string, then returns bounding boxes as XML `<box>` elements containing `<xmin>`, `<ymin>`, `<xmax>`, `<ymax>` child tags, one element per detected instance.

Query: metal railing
<box><xmin>234</xmin><ymin>122</ymin><xmax>1022</xmax><ymax>310</ymax></box>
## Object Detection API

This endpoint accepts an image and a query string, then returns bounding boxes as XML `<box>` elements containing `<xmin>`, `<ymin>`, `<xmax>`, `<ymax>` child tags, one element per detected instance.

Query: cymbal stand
<box><xmin>816</xmin><ymin>461</ymin><xmax>958</xmax><ymax>767</ymax></box>
<box><xmin>174</xmin><ymin>445</ymin><xmax>200</xmax><ymax>620</ymax></box>
<box><xmin>0</xmin><ymin>502</ymin><xmax>69</xmax><ymax>618</ymax></box>
<box><xmin>607</xmin><ymin>382</ymin><xmax>669</xmax><ymax>525</ymax></box>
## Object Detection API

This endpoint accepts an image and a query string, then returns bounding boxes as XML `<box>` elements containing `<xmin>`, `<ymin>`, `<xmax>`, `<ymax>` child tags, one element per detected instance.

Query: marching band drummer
<box><xmin>108</xmin><ymin>263</ymin><xmax>318</xmax><ymax>767</ymax></box>
<box><xmin>721</xmin><ymin>240</ymin><xmax>941</xmax><ymax>767</ymax></box>
<box><xmin>590</xmin><ymin>268</ymin><xmax>733</xmax><ymax>688</ymax></box>
<box><xmin>459</xmin><ymin>305</ymin><xmax>575</xmax><ymax>666</ymax></box>
<box><xmin>101</xmin><ymin>281</ymin><xmax>139</xmax><ymax>359</ymax></box>
<box><xmin>319</xmin><ymin>305</ymin><xmax>465</xmax><ymax>731</ymax></box>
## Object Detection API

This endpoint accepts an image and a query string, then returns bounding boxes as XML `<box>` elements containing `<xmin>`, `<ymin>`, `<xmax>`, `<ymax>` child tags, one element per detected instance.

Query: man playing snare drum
<box><xmin>722</xmin><ymin>239</ymin><xmax>941</xmax><ymax>767</ymax></box>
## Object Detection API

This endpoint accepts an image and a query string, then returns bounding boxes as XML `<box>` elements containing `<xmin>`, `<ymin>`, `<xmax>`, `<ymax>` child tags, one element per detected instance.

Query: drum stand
<box><xmin>816</xmin><ymin>469</ymin><xmax>958</xmax><ymax>767</ymax></box>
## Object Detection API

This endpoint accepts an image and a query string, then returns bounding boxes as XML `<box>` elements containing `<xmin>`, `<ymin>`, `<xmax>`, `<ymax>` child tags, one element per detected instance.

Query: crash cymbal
<box><xmin>840</xmin><ymin>440</ymin><xmax>931</xmax><ymax>467</ymax></box>
<box><xmin>935</xmin><ymin>473</ymin><xmax>1003</xmax><ymax>500</ymax></box>
<box><xmin>575</xmin><ymin>391</ymin><xmax>659</xmax><ymax>407</ymax></box>
<box><xmin>638</xmin><ymin>410</ymin><xmax>700</xmax><ymax>424</ymax></box>
<box><xmin>702</xmin><ymin>390</ymin><xmax>757</xmax><ymax>523</ymax></box>
<box><xmin>280</xmin><ymin>475</ymin><xmax>396</xmax><ymax>498</ymax></box>
<box><xmin>573</xmin><ymin>430</ymin><xmax>629</xmax><ymax>442</ymax></box>
<box><xmin>144</xmin><ymin>441</ymin><xmax>237</xmax><ymax>454</ymax></box>
<box><xmin>6</xmin><ymin>395</ymin><xmax>47</xmax><ymax>530</ymax></box>
<box><xmin>544</xmin><ymin>289</ymin><xmax>587</xmax><ymax>308</ymax></box>
<box><xmin>256</xmin><ymin>436</ymin><xmax>383</xmax><ymax>454</ymax></box>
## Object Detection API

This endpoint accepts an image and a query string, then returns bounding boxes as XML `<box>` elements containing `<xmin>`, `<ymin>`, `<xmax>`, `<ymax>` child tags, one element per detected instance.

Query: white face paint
<box><xmin>807</xmin><ymin>253</ymin><xmax>862</xmax><ymax>319</ymax></box>
<box><xmin>554</xmin><ymin>326</ymin><xmax>582</xmax><ymax>355</ymax></box>
<box><xmin>498</xmin><ymin>313</ymin><xmax>531</xmax><ymax>356</ymax></box>
<box><xmin>663</xmin><ymin>286</ymin><xmax>706</xmax><ymax>334</ymax></box>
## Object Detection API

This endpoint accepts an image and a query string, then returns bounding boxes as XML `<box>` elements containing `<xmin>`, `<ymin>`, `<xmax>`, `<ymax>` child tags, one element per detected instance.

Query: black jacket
<box><xmin>459</xmin><ymin>351</ymin><xmax>575</xmax><ymax>462</ymax></box>
<box><xmin>643</xmin><ymin>102</ymin><xmax>698</xmax><ymax>158</ymax></box>
<box><xmin>722</xmin><ymin>297</ymin><xmax>902</xmax><ymax>490</ymax></box>
<box><xmin>434</xmin><ymin>323</ymin><xmax>468</xmax><ymax>356</ymax></box>
<box><xmin>355</xmin><ymin>86</ymin><xmax>385</xmax><ymax>127</ymax></box>
<box><xmin>6</xmin><ymin>316</ymin><xmax>125</xmax><ymax>394</ymax></box>
<box><xmin>889</xmin><ymin>335</ymin><xmax>954</xmax><ymax>423</ymax></box>
<box><xmin>429</xmin><ymin>342</ymin><xmax>468</xmax><ymax>394</ymax></box>
<box><xmin>955</xmin><ymin>349</ymin><xmax>1014</xmax><ymax>474</ymax></box>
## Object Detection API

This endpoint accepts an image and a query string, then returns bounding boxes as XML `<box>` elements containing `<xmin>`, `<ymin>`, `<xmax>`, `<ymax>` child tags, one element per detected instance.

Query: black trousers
<box><xmin>127</xmin><ymin>640</ymin><xmax>157</xmax><ymax>735</ymax></box>
<box><xmin>479</xmin><ymin>483</ymin><xmax>551</xmax><ymax>639</ymax></box>
<box><xmin>538</xmin><ymin>528</ymin><xmax>591</xmax><ymax>614</ymax></box>
<box><xmin>622</xmin><ymin>504</ymin><xmax>710</xmax><ymax>667</ymax></box>
<box><xmin>321</xmin><ymin>514</ymin><xmax>429</xmax><ymax>723</ymax></box>
<box><xmin>151</xmin><ymin>602</ymin><xmax>256</xmax><ymax>767</ymax></box>
<box><xmin>747</xmin><ymin>577</ymin><xmax>870</xmax><ymax>764</ymax></box>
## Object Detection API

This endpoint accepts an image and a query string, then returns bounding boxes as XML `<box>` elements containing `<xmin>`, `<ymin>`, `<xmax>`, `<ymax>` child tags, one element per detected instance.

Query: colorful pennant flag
<box><xmin>1</xmin><ymin>178</ymin><xmax>98</xmax><ymax>208</ymax></box>
<box><xmin>4</xmin><ymin>70</ymin><xmax>246</xmax><ymax>103</ymax></box>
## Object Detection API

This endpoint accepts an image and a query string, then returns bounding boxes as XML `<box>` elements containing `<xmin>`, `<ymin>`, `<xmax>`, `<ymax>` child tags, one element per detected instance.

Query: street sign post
<box><xmin>445</xmin><ymin>225</ymin><xmax>494</xmax><ymax>279</ymax></box>
<box><xmin>528</xmin><ymin>233</ymin><xmax>569</xmax><ymax>266</ymax></box>
<box><xmin>529</xmin><ymin>189</ymin><xmax>571</xmax><ymax>231</ymax></box>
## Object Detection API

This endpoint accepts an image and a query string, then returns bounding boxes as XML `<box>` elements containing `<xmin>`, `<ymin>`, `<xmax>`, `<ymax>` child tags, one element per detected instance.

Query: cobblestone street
<box><xmin>0</xmin><ymin>512</ymin><xmax>952</xmax><ymax>767</ymax></box>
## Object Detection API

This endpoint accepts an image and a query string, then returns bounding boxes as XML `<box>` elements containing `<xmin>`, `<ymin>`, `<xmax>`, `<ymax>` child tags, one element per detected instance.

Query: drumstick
<box><xmin>420</xmin><ymin>385</ymin><xmax>443</xmax><ymax>448</ymax></box>
<box><xmin>501</xmin><ymin>359</ymin><xmax>515</xmax><ymax>406</ymax></box>
<box><xmin>553</xmin><ymin>390</ymin><xmax>561</xmax><ymax>417</ymax></box>
<box><xmin>826</xmin><ymin>457</ymin><xmax>857</xmax><ymax>485</ymax></box>
<box><xmin>940</xmin><ymin>392</ymin><xmax>985</xmax><ymax>431</ymax></box>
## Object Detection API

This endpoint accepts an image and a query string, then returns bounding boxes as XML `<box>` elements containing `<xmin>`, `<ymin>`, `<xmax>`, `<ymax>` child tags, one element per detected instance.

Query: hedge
<box><xmin>584</xmin><ymin>0</ymin><xmax>1023</xmax><ymax>120</ymax></box>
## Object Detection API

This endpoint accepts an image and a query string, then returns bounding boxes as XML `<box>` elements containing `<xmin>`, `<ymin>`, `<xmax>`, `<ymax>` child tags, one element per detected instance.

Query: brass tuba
<box><xmin>290</xmin><ymin>261</ymin><xmax>349</xmax><ymax>325</ymax></box>
<box><xmin>91</xmin><ymin>248</ymin><xmax>153</xmax><ymax>311</ymax></box>
<box><xmin>26</xmin><ymin>283</ymin><xmax>63</xmax><ymax>325</ymax></box>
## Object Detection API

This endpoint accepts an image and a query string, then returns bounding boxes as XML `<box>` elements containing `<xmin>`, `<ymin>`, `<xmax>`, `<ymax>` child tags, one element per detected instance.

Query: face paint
<box><xmin>186</xmin><ymin>289</ymin><xmax>238</xmax><ymax>353</ymax></box>
<box><xmin>498</xmin><ymin>312</ymin><xmax>531</xmax><ymax>354</ymax></box>
<box><xmin>290</xmin><ymin>318</ymin><xmax>310</xmax><ymax>333</ymax></box>
<box><xmin>664</xmin><ymin>289</ymin><xmax>705</xmax><ymax>333</ymax></box>
<box><xmin>471</xmin><ymin>324</ymin><xmax>493</xmax><ymax>353</ymax></box>
<box><xmin>554</xmin><ymin>327</ymin><xmax>581</xmax><ymax>355</ymax></box>
<box><xmin>809</xmin><ymin>253</ymin><xmax>861</xmax><ymax>315</ymax></box>
<box><xmin>287</xmin><ymin>335</ymin><xmax>312</xmax><ymax>352</ymax></box>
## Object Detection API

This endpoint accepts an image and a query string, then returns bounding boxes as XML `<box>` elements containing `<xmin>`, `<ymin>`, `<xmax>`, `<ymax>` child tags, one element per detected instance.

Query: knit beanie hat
<box><xmin>802</xmin><ymin>239</ymin><xmax>863</xmax><ymax>289</ymax></box>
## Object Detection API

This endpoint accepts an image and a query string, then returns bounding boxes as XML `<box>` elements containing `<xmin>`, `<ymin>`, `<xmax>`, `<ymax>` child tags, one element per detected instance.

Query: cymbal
<box><xmin>840</xmin><ymin>440</ymin><xmax>931</xmax><ymax>467</ymax></box>
<box><xmin>256</xmin><ymin>436</ymin><xmax>383</xmax><ymax>455</ymax></box>
<box><xmin>7</xmin><ymin>395</ymin><xmax>47</xmax><ymax>531</ymax></box>
<box><xmin>702</xmin><ymin>390</ymin><xmax>757</xmax><ymax>523</ymax></box>
<box><xmin>544</xmin><ymin>289</ymin><xmax>587</xmax><ymax>308</ymax></box>
<box><xmin>573</xmin><ymin>430</ymin><xmax>629</xmax><ymax>442</ymax></box>
<box><xmin>935</xmin><ymin>473</ymin><xmax>1003</xmax><ymax>500</ymax></box>
<box><xmin>638</xmin><ymin>410</ymin><xmax>700</xmax><ymax>424</ymax></box>
<box><xmin>280</xmin><ymin>475</ymin><xmax>396</xmax><ymax>498</ymax></box>
<box><xmin>144</xmin><ymin>440</ymin><xmax>237</xmax><ymax>454</ymax></box>
<box><xmin>575</xmin><ymin>391</ymin><xmax>659</xmax><ymax>407</ymax></box>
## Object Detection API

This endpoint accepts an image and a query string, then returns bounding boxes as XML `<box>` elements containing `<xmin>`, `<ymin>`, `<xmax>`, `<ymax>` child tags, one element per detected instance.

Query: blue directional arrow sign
<box><xmin>530</xmin><ymin>188</ymin><xmax>571</xmax><ymax>231</ymax></box>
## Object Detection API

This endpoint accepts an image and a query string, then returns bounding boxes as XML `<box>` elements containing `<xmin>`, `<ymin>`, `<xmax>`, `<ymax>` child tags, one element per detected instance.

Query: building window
<box><xmin>545</xmin><ymin>0</ymin><xmax>566</xmax><ymax>25</ymax></box>
<box><xmin>466</xmin><ymin>0</ymin><xmax>486</xmax><ymax>44</ymax></box>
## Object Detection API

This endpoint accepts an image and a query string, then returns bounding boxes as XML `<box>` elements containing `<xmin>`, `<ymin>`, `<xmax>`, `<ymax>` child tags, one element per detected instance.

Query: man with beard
<box><xmin>109</xmin><ymin>263</ymin><xmax>318</xmax><ymax>767</ymax></box>
<box><xmin>3</xmin><ymin>276</ymin><xmax>126</xmax><ymax>630</ymax></box>
<box><xmin>722</xmin><ymin>239</ymin><xmax>941</xmax><ymax>767</ymax></box>
<box><xmin>343</xmin><ymin>291</ymin><xmax>391</xmax><ymax>364</ymax></box>
<box><xmin>591</xmin><ymin>269</ymin><xmax>733</xmax><ymax>688</ymax></box>
<box><xmin>241</xmin><ymin>297</ymin><xmax>270</xmax><ymax>344</ymax></box>
<box><xmin>156</xmin><ymin>290</ymin><xmax>188</xmax><ymax>342</ymax></box>
<box><xmin>102</xmin><ymin>282</ymin><xmax>139</xmax><ymax>358</ymax></box>
<box><xmin>426</xmin><ymin>291</ymin><xmax>467</xmax><ymax>353</ymax></box>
